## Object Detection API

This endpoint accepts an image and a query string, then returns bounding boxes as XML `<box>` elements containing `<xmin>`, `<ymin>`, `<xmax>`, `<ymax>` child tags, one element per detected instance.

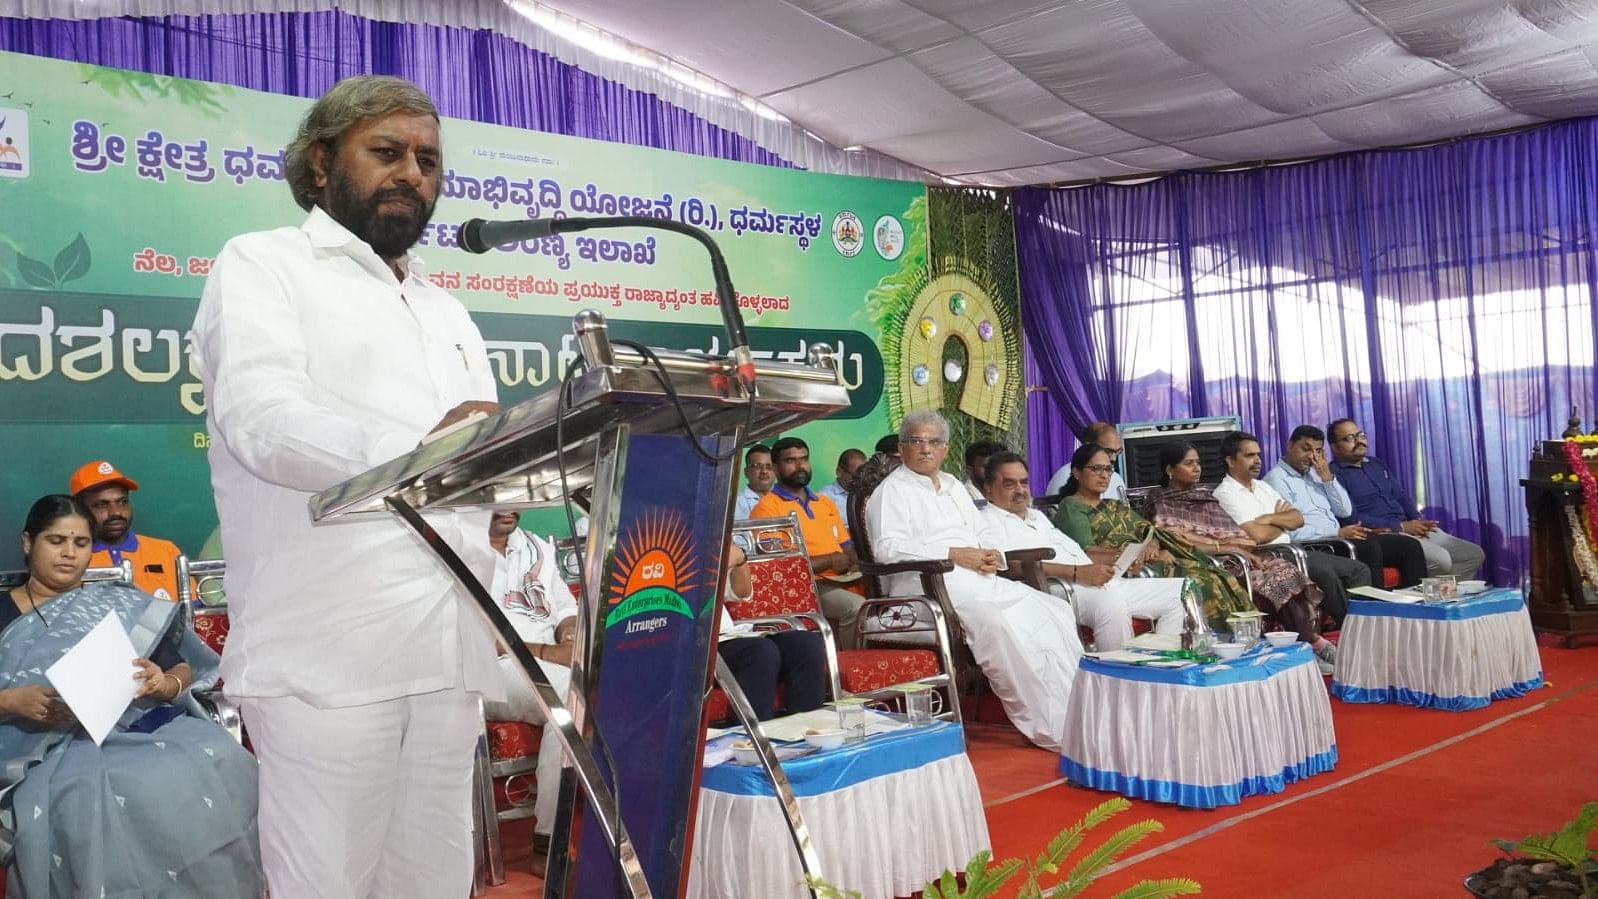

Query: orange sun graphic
<box><xmin>608</xmin><ymin>508</ymin><xmax>702</xmax><ymax>604</ymax></box>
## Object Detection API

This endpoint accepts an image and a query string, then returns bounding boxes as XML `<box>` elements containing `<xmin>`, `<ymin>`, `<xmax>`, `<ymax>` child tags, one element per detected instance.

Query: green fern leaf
<box><xmin>1103</xmin><ymin>877</ymin><xmax>1204</xmax><ymax>899</ymax></box>
<box><xmin>1056</xmin><ymin>820</ymin><xmax>1165</xmax><ymax>894</ymax></box>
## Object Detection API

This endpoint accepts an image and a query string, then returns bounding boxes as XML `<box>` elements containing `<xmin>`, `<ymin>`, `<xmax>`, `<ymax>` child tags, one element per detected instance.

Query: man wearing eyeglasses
<box><xmin>1044</xmin><ymin>422</ymin><xmax>1128</xmax><ymax>500</ymax></box>
<box><xmin>1327</xmin><ymin>418</ymin><xmax>1485</xmax><ymax>578</ymax></box>
<box><xmin>865</xmin><ymin>410</ymin><xmax>1083</xmax><ymax>751</ymax></box>
<box><xmin>734</xmin><ymin>444</ymin><xmax>775</xmax><ymax>520</ymax></box>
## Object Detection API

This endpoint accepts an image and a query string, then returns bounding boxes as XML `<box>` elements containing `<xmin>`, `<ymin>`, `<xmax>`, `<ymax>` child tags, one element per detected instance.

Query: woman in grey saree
<box><xmin>1</xmin><ymin>495</ymin><xmax>262</xmax><ymax>898</ymax></box>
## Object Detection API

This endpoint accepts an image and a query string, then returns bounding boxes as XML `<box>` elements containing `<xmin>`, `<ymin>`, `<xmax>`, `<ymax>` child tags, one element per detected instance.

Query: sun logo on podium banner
<box><xmin>605</xmin><ymin>508</ymin><xmax>703</xmax><ymax>630</ymax></box>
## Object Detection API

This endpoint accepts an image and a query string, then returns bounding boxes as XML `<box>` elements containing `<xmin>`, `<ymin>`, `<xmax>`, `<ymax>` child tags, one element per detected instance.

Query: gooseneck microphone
<box><xmin>458</xmin><ymin>216</ymin><xmax>755</xmax><ymax>389</ymax></box>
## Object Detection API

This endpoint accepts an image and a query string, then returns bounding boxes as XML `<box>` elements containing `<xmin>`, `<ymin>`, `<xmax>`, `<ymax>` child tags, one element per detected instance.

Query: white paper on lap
<box><xmin>45</xmin><ymin>611</ymin><xmax>140</xmax><ymax>746</ymax></box>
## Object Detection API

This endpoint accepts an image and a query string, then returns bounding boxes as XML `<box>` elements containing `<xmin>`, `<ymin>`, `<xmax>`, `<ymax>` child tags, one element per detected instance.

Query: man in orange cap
<box><xmin>70</xmin><ymin>459</ymin><xmax>185</xmax><ymax>601</ymax></box>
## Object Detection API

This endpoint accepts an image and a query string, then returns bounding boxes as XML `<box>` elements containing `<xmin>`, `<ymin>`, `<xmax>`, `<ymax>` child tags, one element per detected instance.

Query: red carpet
<box><xmin>486</xmin><ymin>645</ymin><xmax>1598</xmax><ymax>898</ymax></box>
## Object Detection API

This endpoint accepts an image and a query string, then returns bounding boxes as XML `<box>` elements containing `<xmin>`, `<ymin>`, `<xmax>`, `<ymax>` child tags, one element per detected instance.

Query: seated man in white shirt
<box><xmin>978</xmin><ymin>451</ymin><xmax>1185</xmax><ymax>650</ymax></box>
<box><xmin>1044</xmin><ymin>421</ymin><xmax>1128</xmax><ymax>501</ymax></box>
<box><xmin>1212</xmin><ymin>431</ymin><xmax>1367</xmax><ymax>627</ymax></box>
<box><xmin>481</xmin><ymin>511</ymin><xmax>576</xmax><ymax>861</ymax></box>
<box><xmin>866</xmin><ymin>410</ymin><xmax>1083</xmax><ymax>752</ymax></box>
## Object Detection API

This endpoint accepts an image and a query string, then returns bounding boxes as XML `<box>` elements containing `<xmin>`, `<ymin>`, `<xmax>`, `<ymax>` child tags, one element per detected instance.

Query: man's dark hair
<box><xmin>837</xmin><ymin>448</ymin><xmax>865</xmax><ymax>468</ymax></box>
<box><xmin>1080</xmin><ymin>421</ymin><xmax>1116</xmax><ymax>446</ymax></box>
<box><xmin>1219</xmin><ymin>430</ymin><xmax>1259</xmax><ymax>461</ymax></box>
<box><xmin>1327</xmin><ymin>418</ymin><xmax>1358</xmax><ymax>441</ymax></box>
<box><xmin>964</xmin><ymin>440</ymin><xmax>1008</xmax><ymax>467</ymax></box>
<box><xmin>982</xmin><ymin>451</ymin><xmax>1028</xmax><ymax>486</ymax></box>
<box><xmin>874</xmin><ymin>434</ymin><xmax>899</xmax><ymax>455</ymax></box>
<box><xmin>744</xmin><ymin>443</ymin><xmax>772</xmax><ymax>464</ymax></box>
<box><xmin>1289</xmin><ymin>424</ymin><xmax>1325</xmax><ymax>444</ymax></box>
<box><xmin>770</xmin><ymin>436</ymin><xmax>808</xmax><ymax>459</ymax></box>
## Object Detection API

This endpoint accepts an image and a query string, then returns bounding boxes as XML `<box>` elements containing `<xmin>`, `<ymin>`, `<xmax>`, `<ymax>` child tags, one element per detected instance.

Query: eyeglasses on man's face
<box><xmin>902</xmin><ymin>436</ymin><xmax>947</xmax><ymax>448</ymax></box>
<box><xmin>1082</xmin><ymin>464</ymin><xmax>1114</xmax><ymax>475</ymax></box>
<box><xmin>1334</xmin><ymin>431</ymin><xmax>1367</xmax><ymax>444</ymax></box>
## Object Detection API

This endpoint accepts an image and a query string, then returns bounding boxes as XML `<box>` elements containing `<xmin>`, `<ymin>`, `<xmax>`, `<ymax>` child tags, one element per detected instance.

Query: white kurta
<box><xmin>866</xmin><ymin>465</ymin><xmax>1082</xmax><ymax>751</ymax></box>
<box><xmin>194</xmin><ymin>206</ymin><xmax>503</xmax><ymax>708</ymax></box>
<box><xmin>979</xmin><ymin>505</ymin><xmax>1185</xmax><ymax>650</ymax></box>
<box><xmin>486</xmin><ymin>529</ymin><xmax>578</xmax><ymax>837</ymax></box>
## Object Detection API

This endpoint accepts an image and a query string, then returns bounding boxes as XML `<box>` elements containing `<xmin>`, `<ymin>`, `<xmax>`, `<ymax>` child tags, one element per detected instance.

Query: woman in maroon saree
<box><xmin>1148</xmin><ymin>442</ymin><xmax>1337</xmax><ymax>665</ymax></box>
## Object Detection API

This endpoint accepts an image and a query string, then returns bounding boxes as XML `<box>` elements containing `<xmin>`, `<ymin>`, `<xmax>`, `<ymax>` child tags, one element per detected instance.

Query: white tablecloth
<box><xmin>687</xmin><ymin>723</ymin><xmax>988</xmax><ymax>899</ymax></box>
<box><xmin>1330</xmin><ymin>589</ymin><xmax>1543</xmax><ymax>711</ymax></box>
<box><xmin>1058</xmin><ymin>643</ymin><xmax>1337</xmax><ymax>809</ymax></box>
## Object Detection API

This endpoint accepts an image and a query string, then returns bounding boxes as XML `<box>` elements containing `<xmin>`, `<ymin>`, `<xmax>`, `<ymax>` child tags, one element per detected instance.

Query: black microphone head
<box><xmin>458</xmin><ymin>218</ymin><xmax>492</xmax><ymax>254</ymax></box>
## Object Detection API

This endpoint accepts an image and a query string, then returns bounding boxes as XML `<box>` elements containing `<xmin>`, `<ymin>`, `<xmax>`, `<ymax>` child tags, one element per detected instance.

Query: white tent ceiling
<box><xmin>535</xmin><ymin>0</ymin><xmax>1598</xmax><ymax>185</ymax></box>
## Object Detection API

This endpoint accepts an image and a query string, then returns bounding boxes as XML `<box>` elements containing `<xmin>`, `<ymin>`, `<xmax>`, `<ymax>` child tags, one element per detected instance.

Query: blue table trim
<box><xmin>1058</xmin><ymin>745</ymin><xmax>1339</xmax><ymax>810</ymax></box>
<box><xmin>1079</xmin><ymin>642</ymin><xmax>1312</xmax><ymax>687</ymax></box>
<box><xmin>1346</xmin><ymin>588</ymin><xmax>1524</xmax><ymax>621</ymax></box>
<box><xmin>702</xmin><ymin>722</ymin><xmax>965</xmax><ymax>798</ymax></box>
<box><xmin>1330</xmin><ymin>673</ymin><xmax>1545</xmax><ymax>711</ymax></box>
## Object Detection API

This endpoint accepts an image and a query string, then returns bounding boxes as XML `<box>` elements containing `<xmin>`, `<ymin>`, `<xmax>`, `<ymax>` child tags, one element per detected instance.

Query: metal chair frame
<box><xmin>730</xmin><ymin>513</ymin><xmax>958</xmax><ymax>716</ymax></box>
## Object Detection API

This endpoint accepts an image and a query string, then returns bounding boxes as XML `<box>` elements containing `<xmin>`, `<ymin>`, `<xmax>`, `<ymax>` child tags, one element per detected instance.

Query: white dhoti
<box><xmin>242</xmin><ymin>687</ymin><xmax>481</xmax><ymax>899</ymax></box>
<box><xmin>485</xmin><ymin>656</ymin><xmax>573</xmax><ymax>836</ymax></box>
<box><xmin>1068</xmin><ymin>577</ymin><xmax>1186</xmax><ymax>651</ymax></box>
<box><xmin>937</xmin><ymin>567</ymin><xmax>1083</xmax><ymax>752</ymax></box>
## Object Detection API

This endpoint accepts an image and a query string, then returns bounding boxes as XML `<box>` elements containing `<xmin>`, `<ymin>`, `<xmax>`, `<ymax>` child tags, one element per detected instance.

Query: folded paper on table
<box><xmin>759</xmin><ymin>707</ymin><xmax>907</xmax><ymax>743</ymax></box>
<box><xmin>45</xmin><ymin>611</ymin><xmax>139</xmax><ymax>746</ymax></box>
<box><xmin>1126</xmin><ymin>632</ymin><xmax>1183</xmax><ymax>651</ymax></box>
<box><xmin>1349</xmin><ymin>585</ymin><xmax>1422</xmax><ymax>603</ymax></box>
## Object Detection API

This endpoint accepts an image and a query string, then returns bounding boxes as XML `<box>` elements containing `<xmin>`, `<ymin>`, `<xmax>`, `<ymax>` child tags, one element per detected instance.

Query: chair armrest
<box><xmin>1252</xmin><ymin>542</ymin><xmax>1308</xmax><ymax>576</ymax></box>
<box><xmin>1297</xmin><ymin>538</ymin><xmax>1355</xmax><ymax>558</ymax></box>
<box><xmin>859</xmin><ymin>559</ymin><xmax>956</xmax><ymax>577</ymax></box>
<box><xmin>997</xmin><ymin>546</ymin><xmax>1055</xmax><ymax>591</ymax></box>
<box><xmin>1209</xmin><ymin>549</ymin><xmax>1255</xmax><ymax>597</ymax></box>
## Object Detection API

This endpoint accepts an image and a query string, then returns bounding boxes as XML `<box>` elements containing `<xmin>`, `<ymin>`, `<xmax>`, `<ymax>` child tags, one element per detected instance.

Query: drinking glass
<box><xmin>834</xmin><ymin>700</ymin><xmax>867</xmax><ymax>744</ymax></box>
<box><xmin>901</xmin><ymin>687</ymin><xmax>934</xmax><ymax>725</ymax></box>
<box><xmin>1435</xmin><ymin>575</ymin><xmax>1457</xmax><ymax>599</ymax></box>
<box><xmin>1419</xmin><ymin>577</ymin><xmax>1442</xmax><ymax>602</ymax></box>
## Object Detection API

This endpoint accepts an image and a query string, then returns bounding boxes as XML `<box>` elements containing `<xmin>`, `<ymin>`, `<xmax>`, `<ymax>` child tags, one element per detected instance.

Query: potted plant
<box><xmin>1466</xmin><ymin>802</ymin><xmax>1597</xmax><ymax>898</ymax></box>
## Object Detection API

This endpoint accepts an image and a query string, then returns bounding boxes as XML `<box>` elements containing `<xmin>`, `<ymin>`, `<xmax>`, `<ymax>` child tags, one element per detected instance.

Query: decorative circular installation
<box><xmin>895</xmin><ymin>271</ymin><xmax>1015</xmax><ymax>428</ymax></box>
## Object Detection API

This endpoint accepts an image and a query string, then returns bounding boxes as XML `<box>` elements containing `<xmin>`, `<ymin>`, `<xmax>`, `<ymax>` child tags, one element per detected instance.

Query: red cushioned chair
<box><xmin>725</xmin><ymin>513</ymin><xmax>952</xmax><ymax>719</ymax></box>
<box><xmin>471</xmin><ymin>712</ymin><xmax>541</xmax><ymax>892</ymax></box>
<box><xmin>174</xmin><ymin>556</ymin><xmax>248</xmax><ymax>745</ymax></box>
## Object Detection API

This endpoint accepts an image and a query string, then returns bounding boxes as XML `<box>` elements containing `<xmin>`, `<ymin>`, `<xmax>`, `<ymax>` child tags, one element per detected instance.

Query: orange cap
<box><xmin>70</xmin><ymin>460</ymin><xmax>139</xmax><ymax>495</ymax></box>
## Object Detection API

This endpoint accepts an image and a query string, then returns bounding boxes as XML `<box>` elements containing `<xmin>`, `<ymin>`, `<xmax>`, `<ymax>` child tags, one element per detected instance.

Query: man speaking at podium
<box><xmin>193</xmin><ymin>76</ymin><xmax>503</xmax><ymax>898</ymax></box>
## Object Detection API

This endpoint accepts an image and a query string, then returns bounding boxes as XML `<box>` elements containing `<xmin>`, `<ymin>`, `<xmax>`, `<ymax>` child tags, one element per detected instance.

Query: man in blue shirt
<box><xmin>1327</xmin><ymin>418</ymin><xmax>1485</xmax><ymax>579</ymax></box>
<box><xmin>1264</xmin><ymin>425</ymin><xmax>1426</xmax><ymax>588</ymax></box>
<box><xmin>818</xmin><ymin>447</ymin><xmax>866</xmax><ymax>533</ymax></box>
<box><xmin>734</xmin><ymin>443</ymin><xmax>774</xmax><ymax>520</ymax></box>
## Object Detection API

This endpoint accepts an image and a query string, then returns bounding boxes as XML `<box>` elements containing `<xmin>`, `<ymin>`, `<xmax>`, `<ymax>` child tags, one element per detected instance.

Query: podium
<box><xmin>309</xmin><ymin>311</ymin><xmax>849</xmax><ymax>898</ymax></box>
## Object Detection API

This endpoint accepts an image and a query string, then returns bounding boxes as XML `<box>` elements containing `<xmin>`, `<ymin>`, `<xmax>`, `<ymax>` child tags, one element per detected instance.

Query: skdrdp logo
<box><xmin>0</xmin><ymin>109</ymin><xmax>29</xmax><ymax>179</ymax></box>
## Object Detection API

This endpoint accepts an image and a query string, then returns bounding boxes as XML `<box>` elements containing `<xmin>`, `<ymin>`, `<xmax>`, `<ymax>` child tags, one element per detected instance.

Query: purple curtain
<box><xmin>1017</xmin><ymin>121</ymin><xmax>1598</xmax><ymax>583</ymax></box>
<box><xmin>0</xmin><ymin>11</ymin><xmax>791</xmax><ymax>167</ymax></box>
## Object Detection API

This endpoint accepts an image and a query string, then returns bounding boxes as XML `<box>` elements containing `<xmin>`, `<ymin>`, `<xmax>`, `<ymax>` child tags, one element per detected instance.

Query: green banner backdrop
<box><xmin>0</xmin><ymin>52</ymin><xmax>1024</xmax><ymax>567</ymax></box>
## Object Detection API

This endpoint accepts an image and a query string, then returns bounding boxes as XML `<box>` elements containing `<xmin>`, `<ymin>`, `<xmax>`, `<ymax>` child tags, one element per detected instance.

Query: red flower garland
<box><xmin>1562</xmin><ymin>439</ymin><xmax>1598</xmax><ymax>542</ymax></box>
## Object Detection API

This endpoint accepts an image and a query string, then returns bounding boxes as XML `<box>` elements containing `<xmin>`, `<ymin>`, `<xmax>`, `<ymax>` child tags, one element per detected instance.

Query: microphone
<box><xmin>457</xmin><ymin>215</ymin><xmax>754</xmax><ymax>388</ymax></box>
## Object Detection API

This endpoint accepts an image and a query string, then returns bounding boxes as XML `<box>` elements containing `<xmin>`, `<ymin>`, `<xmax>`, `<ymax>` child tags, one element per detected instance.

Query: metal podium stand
<box><xmin>309</xmin><ymin>311</ymin><xmax>848</xmax><ymax>898</ymax></box>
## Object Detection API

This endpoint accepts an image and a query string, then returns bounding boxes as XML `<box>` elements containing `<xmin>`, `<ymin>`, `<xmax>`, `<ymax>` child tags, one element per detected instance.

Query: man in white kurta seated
<box><xmin>865</xmin><ymin>410</ymin><xmax>1083</xmax><ymax>752</ymax></box>
<box><xmin>978</xmin><ymin>451</ymin><xmax>1185</xmax><ymax>650</ymax></box>
<box><xmin>481</xmin><ymin>511</ymin><xmax>574</xmax><ymax>859</ymax></box>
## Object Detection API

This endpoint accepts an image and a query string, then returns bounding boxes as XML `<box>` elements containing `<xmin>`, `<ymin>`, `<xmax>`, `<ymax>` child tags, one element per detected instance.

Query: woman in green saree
<box><xmin>1051</xmin><ymin>443</ymin><xmax>1253</xmax><ymax>631</ymax></box>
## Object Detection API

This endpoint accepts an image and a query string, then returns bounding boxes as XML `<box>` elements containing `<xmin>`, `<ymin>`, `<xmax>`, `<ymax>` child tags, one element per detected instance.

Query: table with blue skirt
<box><xmin>1058</xmin><ymin>642</ymin><xmax>1337</xmax><ymax>810</ymax></box>
<box><xmin>1330</xmin><ymin>588</ymin><xmax>1544</xmax><ymax>711</ymax></box>
<box><xmin>686</xmin><ymin>721</ymin><xmax>988</xmax><ymax>899</ymax></box>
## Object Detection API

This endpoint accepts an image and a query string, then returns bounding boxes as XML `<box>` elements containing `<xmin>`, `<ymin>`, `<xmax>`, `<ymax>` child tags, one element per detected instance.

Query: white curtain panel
<box><xmin>0</xmin><ymin>0</ymin><xmax>934</xmax><ymax>183</ymax></box>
